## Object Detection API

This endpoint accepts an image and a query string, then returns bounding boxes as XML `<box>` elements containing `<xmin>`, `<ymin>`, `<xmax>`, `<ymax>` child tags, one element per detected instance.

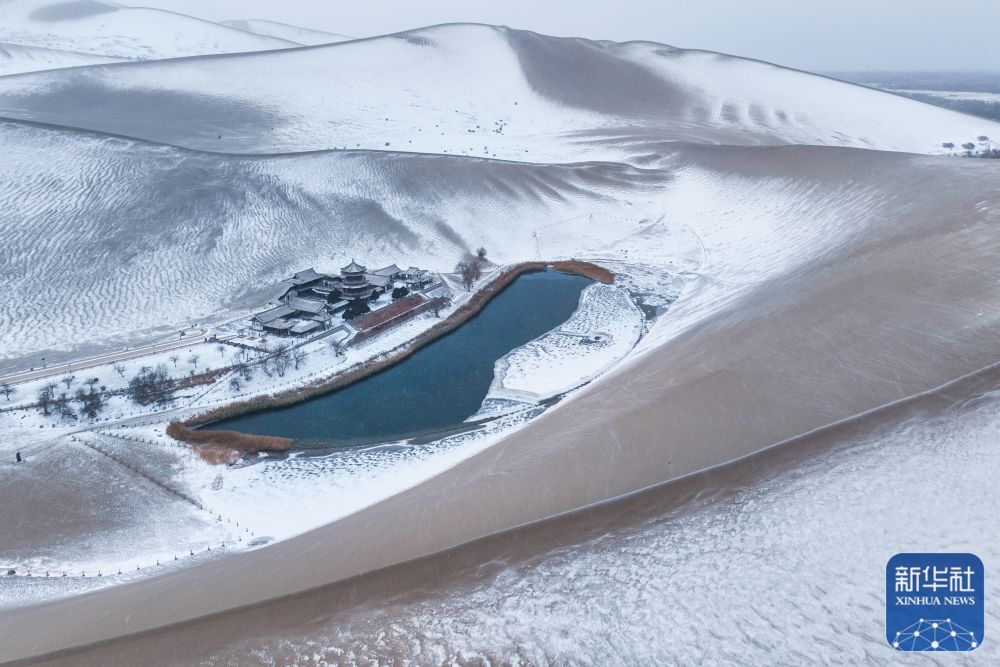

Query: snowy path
<box><xmin>0</xmin><ymin>329</ymin><xmax>240</xmax><ymax>386</ymax></box>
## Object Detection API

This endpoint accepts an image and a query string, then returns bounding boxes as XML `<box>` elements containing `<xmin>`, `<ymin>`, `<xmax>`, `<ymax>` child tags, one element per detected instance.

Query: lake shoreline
<box><xmin>172</xmin><ymin>260</ymin><xmax>612</xmax><ymax>455</ymax></box>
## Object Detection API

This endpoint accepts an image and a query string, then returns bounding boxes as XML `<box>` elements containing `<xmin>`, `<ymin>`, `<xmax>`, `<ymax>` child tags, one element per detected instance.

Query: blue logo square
<box><xmin>886</xmin><ymin>552</ymin><xmax>984</xmax><ymax>651</ymax></box>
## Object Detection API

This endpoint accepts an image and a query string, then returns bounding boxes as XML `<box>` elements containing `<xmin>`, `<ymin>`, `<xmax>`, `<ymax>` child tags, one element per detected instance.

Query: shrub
<box><xmin>343</xmin><ymin>300</ymin><xmax>372</xmax><ymax>320</ymax></box>
<box><xmin>127</xmin><ymin>364</ymin><xmax>174</xmax><ymax>406</ymax></box>
<box><xmin>166</xmin><ymin>421</ymin><xmax>292</xmax><ymax>457</ymax></box>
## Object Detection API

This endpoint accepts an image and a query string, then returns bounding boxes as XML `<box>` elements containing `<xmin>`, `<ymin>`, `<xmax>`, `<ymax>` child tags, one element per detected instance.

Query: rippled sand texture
<box><xmin>2</xmin><ymin>19</ymin><xmax>1000</xmax><ymax>664</ymax></box>
<box><xmin>0</xmin><ymin>120</ymin><xmax>667</xmax><ymax>368</ymax></box>
<box><xmin>0</xmin><ymin>25</ymin><xmax>996</xmax><ymax>158</ymax></box>
<box><xmin>1</xmin><ymin>143</ymin><xmax>997</xmax><ymax>663</ymax></box>
<box><xmin>28</xmin><ymin>357</ymin><xmax>1000</xmax><ymax>666</ymax></box>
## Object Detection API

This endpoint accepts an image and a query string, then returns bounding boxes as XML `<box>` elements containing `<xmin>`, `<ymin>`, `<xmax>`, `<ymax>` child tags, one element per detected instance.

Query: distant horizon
<box><xmin>135</xmin><ymin>0</ymin><xmax>1000</xmax><ymax>72</ymax></box>
<box><xmin>823</xmin><ymin>68</ymin><xmax>1000</xmax><ymax>74</ymax></box>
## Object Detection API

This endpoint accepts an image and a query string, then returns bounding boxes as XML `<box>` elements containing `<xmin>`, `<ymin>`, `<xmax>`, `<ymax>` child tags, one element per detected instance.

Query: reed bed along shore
<box><xmin>181</xmin><ymin>261</ymin><xmax>611</xmax><ymax>440</ymax></box>
<box><xmin>166</xmin><ymin>421</ymin><xmax>292</xmax><ymax>463</ymax></box>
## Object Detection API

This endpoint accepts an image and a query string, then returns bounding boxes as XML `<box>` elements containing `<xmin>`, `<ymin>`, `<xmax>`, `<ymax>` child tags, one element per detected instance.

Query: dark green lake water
<box><xmin>203</xmin><ymin>270</ymin><xmax>592</xmax><ymax>445</ymax></box>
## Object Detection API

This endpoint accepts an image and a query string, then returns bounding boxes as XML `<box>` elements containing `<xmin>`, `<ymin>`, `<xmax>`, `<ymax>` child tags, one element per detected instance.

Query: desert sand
<box><xmin>1</xmin><ymin>145</ymin><xmax>997</xmax><ymax>663</ymax></box>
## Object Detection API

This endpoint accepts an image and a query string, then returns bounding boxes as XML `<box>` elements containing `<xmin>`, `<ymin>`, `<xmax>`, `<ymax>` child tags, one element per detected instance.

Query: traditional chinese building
<box><xmin>250</xmin><ymin>258</ymin><xmax>440</xmax><ymax>337</ymax></box>
<box><xmin>338</xmin><ymin>259</ymin><xmax>374</xmax><ymax>300</ymax></box>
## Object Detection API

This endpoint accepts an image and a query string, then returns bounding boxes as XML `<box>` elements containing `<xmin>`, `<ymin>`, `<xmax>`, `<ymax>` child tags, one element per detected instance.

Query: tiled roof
<box><xmin>253</xmin><ymin>304</ymin><xmax>295</xmax><ymax>323</ymax></box>
<box><xmin>365</xmin><ymin>273</ymin><xmax>391</xmax><ymax>287</ymax></box>
<box><xmin>288</xmin><ymin>297</ymin><xmax>327</xmax><ymax>314</ymax></box>
<box><xmin>341</xmin><ymin>259</ymin><xmax>367</xmax><ymax>273</ymax></box>
<box><xmin>290</xmin><ymin>320</ymin><xmax>321</xmax><ymax>334</ymax></box>
<box><xmin>290</xmin><ymin>268</ymin><xmax>325</xmax><ymax>284</ymax></box>
<box><xmin>372</xmin><ymin>264</ymin><xmax>403</xmax><ymax>277</ymax></box>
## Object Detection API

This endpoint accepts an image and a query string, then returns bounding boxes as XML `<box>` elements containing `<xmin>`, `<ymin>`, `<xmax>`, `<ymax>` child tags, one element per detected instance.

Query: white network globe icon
<box><xmin>892</xmin><ymin>618</ymin><xmax>978</xmax><ymax>651</ymax></box>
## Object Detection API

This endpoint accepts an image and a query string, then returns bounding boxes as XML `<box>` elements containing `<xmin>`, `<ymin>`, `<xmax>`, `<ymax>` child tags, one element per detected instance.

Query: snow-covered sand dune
<box><xmin>0</xmin><ymin>0</ymin><xmax>299</xmax><ymax>61</ymax></box>
<box><xmin>219</xmin><ymin>19</ymin><xmax>355</xmax><ymax>46</ymax></box>
<box><xmin>0</xmin><ymin>119</ymin><xmax>668</xmax><ymax>368</ymax></box>
<box><xmin>2</xmin><ymin>17</ymin><xmax>1000</xmax><ymax>663</ymax></box>
<box><xmin>2</xmin><ymin>143</ymin><xmax>997</xmax><ymax>663</ymax></box>
<box><xmin>6</xmin><ymin>109</ymin><xmax>996</xmax><ymax>372</ymax></box>
<box><xmin>0</xmin><ymin>23</ymin><xmax>995</xmax><ymax>159</ymax></box>
<box><xmin>41</xmin><ymin>363</ymin><xmax>1000</xmax><ymax>665</ymax></box>
<box><xmin>0</xmin><ymin>41</ymin><xmax>122</xmax><ymax>76</ymax></box>
<box><xmin>2</xmin><ymin>113</ymin><xmax>997</xmax><ymax>371</ymax></box>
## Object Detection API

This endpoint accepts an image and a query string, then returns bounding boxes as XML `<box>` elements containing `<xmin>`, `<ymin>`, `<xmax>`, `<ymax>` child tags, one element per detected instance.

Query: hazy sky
<box><xmin>142</xmin><ymin>0</ymin><xmax>1000</xmax><ymax>72</ymax></box>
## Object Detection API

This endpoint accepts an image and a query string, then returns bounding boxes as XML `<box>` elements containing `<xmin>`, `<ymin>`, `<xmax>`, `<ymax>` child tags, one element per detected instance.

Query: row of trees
<box><xmin>25</xmin><ymin>342</ymin><xmax>298</xmax><ymax>420</ymax></box>
<box><xmin>20</xmin><ymin>288</ymin><xmax>466</xmax><ymax>419</ymax></box>
<box><xmin>36</xmin><ymin>377</ymin><xmax>108</xmax><ymax>421</ymax></box>
<box><xmin>942</xmin><ymin>135</ymin><xmax>997</xmax><ymax>158</ymax></box>
<box><xmin>257</xmin><ymin>342</ymin><xmax>306</xmax><ymax>379</ymax></box>
<box><xmin>127</xmin><ymin>365</ymin><xmax>174</xmax><ymax>406</ymax></box>
<box><xmin>18</xmin><ymin>252</ymin><xmax>502</xmax><ymax>419</ymax></box>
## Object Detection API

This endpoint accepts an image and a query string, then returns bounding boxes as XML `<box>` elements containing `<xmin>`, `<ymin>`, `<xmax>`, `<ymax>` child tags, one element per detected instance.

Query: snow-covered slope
<box><xmin>0</xmin><ymin>0</ymin><xmax>299</xmax><ymax>60</ymax></box>
<box><xmin>3</xmin><ymin>16</ymin><xmax>1000</xmax><ymax>659</ymax></box>
<box><xmin>220</xmin><ymin>19</ymin><xmax>354</xmax><ymax>45</ymax></box>
<box><xmin>0</xmin><ymin>24</ymin><xmax>994</xmax><ymax>160</ymax></box>
<box><xmin>3</xmin><ymin>114</ymin><xmax>999</xmax><ymax>369</ymax></box>
<box><xmin>0</xmin><ymin>119</ymin><xmax>668</xmax><ymax>364</ymax></box>
<box><xmin>0</xmin><ymin>41</ymin><xmax>123</xmax><ymax>76</ymax></box>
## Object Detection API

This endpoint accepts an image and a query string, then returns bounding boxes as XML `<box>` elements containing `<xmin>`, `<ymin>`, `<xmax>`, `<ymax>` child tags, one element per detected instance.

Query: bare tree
<box><xmin>430</xmin><ymin>296</ymin><xmax>451</xmax><ymax>318</ymax></box>
<box><xmin>75</xmin><ymin>386</ymin><xmax>105</xmax><ymax>419</ymax></box>
<box><xmin>216</xmin><ymin>344</ymin><xmax>226</xmax><ymax>358</ymax></box>
<box><xmin>476</xmin><ymin>246</ymin><xmax>487</xmax><ymax>259</ymax></box>
<box><xmin>456</xmin><ymin>261</ymin><xmax>470</xmax><ymax>289</ymax></box>
<box><xmin>54</xmin><ymin>393</ymin><xmax>77</xmax><ymax>421</ymax></box>
<box><xmin>113</xmin><ymin>362</ymin><xmax>126</xmax><ymax>378</ymax></box>
<box><xmin>127</xmin><ymin>365</ymin><xmax>174</xmax><ymax>406</ymax></box>
<box><xmin>169</xmin><ymin>354</ymin><xmax>180</xmax><ymax>367</ymax></box>
<box><xmin>0</xmin><ymin>383</ymin><xmax>14</xmax><ymax>401</ymax></box>
<box><xmin>187</xmin><ymin>354</ymin><xmax>200</xmax><ymax>370</ymax></box>
<box><xmin>37</xmin><ymin>383</ymin><xmax>57</xmax><ymax>415</ymax></box>
<box><xmin>456</xmin><ymin>259</ymin><xmax>482</xmax><ymax>291</ymax></box>
<box><xmin>271</xmin><ymin>343</ymin><xmax>291</xmax><ymax>377</ymax></box>
<box><xmin>330</xmin><ymin>338</ymin><xmax>346</xmax><ymax>357</ymax></box>
<box><xmin>229</xmin><ymin>377</ymin><xmax>241</xmax><ymax>392</ymax></box>
<box><xmin>292</xmin><ymin>349</ymin><xmax>307</xmax><ymax>370</ymax></box>
<box><xmin>61</xmin><ymin>375</ymin><xmax>75</xmax><ymax>390</ymax></box>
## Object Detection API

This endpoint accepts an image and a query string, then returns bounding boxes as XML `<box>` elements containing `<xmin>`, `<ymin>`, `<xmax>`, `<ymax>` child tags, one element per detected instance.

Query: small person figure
<box><xmin>15</xmin><ymin>451</ymin><xmax>22</xmax><ymax>463</ymax></box>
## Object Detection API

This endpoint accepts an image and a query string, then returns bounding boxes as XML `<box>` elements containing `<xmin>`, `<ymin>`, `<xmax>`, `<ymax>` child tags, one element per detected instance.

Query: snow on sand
<box><xmin>481</xmin><ymin>283</ymin><xmax>644</xmax><ymax>406</ymax></box>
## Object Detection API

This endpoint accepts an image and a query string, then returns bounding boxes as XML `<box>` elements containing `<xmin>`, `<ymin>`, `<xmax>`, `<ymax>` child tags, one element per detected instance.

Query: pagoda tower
<box><xmin>339</xmin><ymin>259</ymin><xmax>372</xmax><ymax>300</ymax></box>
